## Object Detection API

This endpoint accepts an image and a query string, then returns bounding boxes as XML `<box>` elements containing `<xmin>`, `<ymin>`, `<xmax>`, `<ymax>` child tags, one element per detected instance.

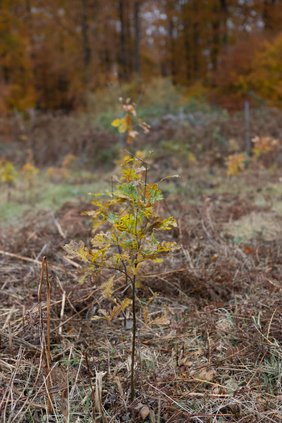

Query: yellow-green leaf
<box><xmin>118</xmin><ymin>117</ymin><xmax>128</xmax><ymax>133</ymax></box>
<box><xmin>111</xmin><ymin>118</ymin><xmax>121</xmax><ymax>127</ymax></box>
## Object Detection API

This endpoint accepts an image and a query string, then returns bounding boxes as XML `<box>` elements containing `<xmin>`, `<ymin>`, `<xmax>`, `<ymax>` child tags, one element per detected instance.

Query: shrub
<box><xmin>252</xmin><ymin>136</ymin><xmax>279</xmax><ymax>159</ymax></box>
<box><xmin>226</xmin><ymin>153</ymin><xmax>246</xmax><ymax>176</ymax></box>
<box><xmin>0</xmin><ymin>160</ymin><xmax>17</xmax><ymax>200</ymax></box>
<box><xmin>21</xmin><ymin>162</ymin><xmax>39</xmax><ymax>189</ymax></box>
<box><xmin>0</xmin><ymin>161</ymin><xmax>17</xmax><ymax>185</ymax></box>
<box><xmin>46</xmin><ymin>166</ymin><xmax>68</xmax><ymax>183</ymax></box>
<box><xmin>61</xmin><ymin>153</ymin><xmax>76</xmax><ymax>169</ymax></box>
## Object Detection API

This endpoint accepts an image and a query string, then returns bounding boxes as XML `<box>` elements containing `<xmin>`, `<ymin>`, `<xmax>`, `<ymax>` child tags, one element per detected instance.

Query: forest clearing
<box><xmin>0</xmin><ymin>100</ymin><xmax>282</xmax><ymax>422</ymax></box>
<box><xmin>1</xmin><ymin>1</ymin><xmax>282</xmax><ymax>421</ymax></box>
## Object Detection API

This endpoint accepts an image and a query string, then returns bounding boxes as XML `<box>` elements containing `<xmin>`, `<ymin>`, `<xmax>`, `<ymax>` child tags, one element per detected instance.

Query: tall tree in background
<box><xmin>220</xmin><ymin>0</ymin><xmax>228</xmax><ymax>45</ymax></box>
<box><xmin>263</xmin><ymin>0</ymin><xmax>282</xmax><ymax>30</ymax></box>
<box><xmin>81</xmin><ymin>0</ymin><xmax>91</xmax><ymax>85</ymax></box>
<box><xmin>0</xmin><ymin>0</ymin><xmax>35</xmax><ymax>112</ymax></box>
<box><xmin>0</xmin><ymin>0</ymin><xmax>281</xmax><ymax>111</ymax></box>
<box><xmin>165</xmin><ymin>0</ymin><xmax>177</xmax><ymax>82</ymax></box>
<box><xmin>118</xmin><ymin>0</ymin><xmax>129</xmax><ymax>81</ymax></box>
<box><xmin>133</xmin><ymin>0</ymin><xmax>141</xmax><ymax>75</ymax></box>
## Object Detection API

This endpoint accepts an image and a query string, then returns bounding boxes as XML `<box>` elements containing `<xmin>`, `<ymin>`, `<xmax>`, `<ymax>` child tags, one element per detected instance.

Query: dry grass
<box><xmin>0</xmin><ymin>167</ymin><xmax>282</xmax><ymax>422</ymax></box>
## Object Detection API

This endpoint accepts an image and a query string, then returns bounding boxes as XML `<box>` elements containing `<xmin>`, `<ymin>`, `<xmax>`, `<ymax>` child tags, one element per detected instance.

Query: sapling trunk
<box><xmin>130</xmin><ymin>217</ymin><xmax>139</xmax><ymax>401</ymax></box>
<box><xmin>130</xmin><ymin>274</ymin><xmax>137</xmax><ymax>401</ymax></box>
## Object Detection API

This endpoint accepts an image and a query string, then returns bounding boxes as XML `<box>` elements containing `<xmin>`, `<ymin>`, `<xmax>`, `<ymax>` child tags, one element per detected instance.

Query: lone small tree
<box><xmin>65</xmin><ymin>102</ymin><xmax>177</xmax><ymax>400</ymax></box>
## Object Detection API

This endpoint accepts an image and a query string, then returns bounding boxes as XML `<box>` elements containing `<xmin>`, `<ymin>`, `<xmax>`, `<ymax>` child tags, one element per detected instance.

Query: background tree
<box><xmin>0</xmin><ymin>0</ymin><xmax>281</xmax><ymax>111</ymax></box>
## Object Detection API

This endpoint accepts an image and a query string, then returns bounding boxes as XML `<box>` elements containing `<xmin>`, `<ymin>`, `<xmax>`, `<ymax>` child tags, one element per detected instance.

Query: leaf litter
<box><xmin>0</xmin><ymin>169</ymin><xmax>282</xmax><ymax>422</ymax></box>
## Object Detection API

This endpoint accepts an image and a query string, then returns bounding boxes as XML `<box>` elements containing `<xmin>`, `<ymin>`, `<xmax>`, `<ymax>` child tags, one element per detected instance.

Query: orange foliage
<box><xmin>212</xmin><ymin>30</ymin><xmax>282</xmax><ymax>109</ymax></box>
<box><xmin>211</xmin><ymin>35</ymin><xmax>263</xmax><ymax>109</ymax></box>
<box><xmin>0</xmin><ymin>1</ymin><xmax>281</xmax><ymax>111</ymax></box>
<box><xmin>249</xmin><ymin>33</ymin><xmax>282</xmax><ymax>107</ymax></box>
<box><xmin>226</xmin><ymin>153</ymin><xmax>246</xmax><ymax>176</ymax></box>
<box><xmin>252</xmin><ymin>136</ymin><xmax>279</xmax><ymax>159</ymax></box>
<box><xmin>0</xmin><ymin>3</ymin><xmax>36</xmax><ymax>112</ymax></box>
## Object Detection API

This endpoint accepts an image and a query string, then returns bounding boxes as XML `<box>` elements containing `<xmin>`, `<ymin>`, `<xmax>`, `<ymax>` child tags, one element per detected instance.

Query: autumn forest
<box><xmin>1</xmin><ymin>0</ymin><xmax>282</xmax><ymax>112</ymax></box>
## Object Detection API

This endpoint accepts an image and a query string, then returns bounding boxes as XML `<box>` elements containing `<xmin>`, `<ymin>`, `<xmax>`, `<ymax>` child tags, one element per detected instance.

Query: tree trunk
<box><xmin>133</xmin><ymin>0</ymin><xmax>141</xmax><ymax>75</ymax></box>
<box><xmin>118</xmin><ymin>0</ymin><xmax>128</xmax><ymax>81</ymax></box>
<box><xmin>81</xmin><ymin>0</ymin><xmax>91</xmax><ymax>85</ymax></box>
<box><xmin>219</xmin><ymin>0</ymin><xmax>228</xmax><ymax>45</ymax></box>
<box><xmin>167</xmin><ymin>0</ymin><xmax>176</xmax><ymax>82</ymax></box>
<box><xmin>192</xmin><ymin>21</ymin><xmax>199</xmax><ymax>78</ymax></box>
<box><xmin>182</xmin><ymin>2</ymin><xmax>192</xmax><ymax>83</ymax></box>
<box><xmin>211</xmin><ymin>4</ymin><xmax>220</xmax><ymax>71</ymax></box>
<box><xmin>263</xmin><ymin>0</ymin><xmax>277</xmax><ymax>31</ymax></box>
<box><xmin>191</xmin><ymin>0</ymin><xmax>200</xmax><ymax>79</ymax></box>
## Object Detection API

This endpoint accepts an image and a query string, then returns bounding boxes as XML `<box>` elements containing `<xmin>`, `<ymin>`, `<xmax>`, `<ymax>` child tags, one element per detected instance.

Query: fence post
<box><xmin>244</xmin><ymin>100</ymin><xmax>251</xmax><ymax>157</ymax></box>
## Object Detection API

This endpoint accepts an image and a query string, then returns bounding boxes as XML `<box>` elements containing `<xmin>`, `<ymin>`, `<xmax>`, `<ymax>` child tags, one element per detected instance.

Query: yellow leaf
<box><xmin>135</xmin><ymin>279</ymin><xmax>142</xmax><ymax>288</ymax></box>
<box><xmin>226</xmin><ymin>153</ymin><xmax>245</xmax><ymax>176</ymax></box>
<box><xmin>111</xmin><ymin>118</ymin><xmax>121</xmax><ymax>127</ymax></box>
<box><xmin>110</xmin><ymin>298</ymin><xmax>132</xmax><ymax>320</ymax></box>
<box><xmin>118</xmin><ymin>117</ymin><xmax>128</xmax><ymax>133</ymax></box>
<box><xmin>152</xmin><ymin>258</ymin><xmax>163</xmax><ymax>264</ymax></box>
<box><xmin>91</xmin><ymin>315</ymin><xmax>106</xmax><ymax>321</ymax></box>
<box><xmin>101</xmin><ymin>276</ymin><xmax>114</xmax><ymax>300</ymax></box>
<box><xmin>188</xmin><ymin>152</ymin><xmax>197</xmax><ymax>165</ymax></box>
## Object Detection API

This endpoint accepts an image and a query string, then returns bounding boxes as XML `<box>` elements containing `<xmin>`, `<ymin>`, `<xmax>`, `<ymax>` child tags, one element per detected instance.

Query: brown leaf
<box><xmin>196</xmin><ymin>369</ymin><xmax>216</xmax><ymax>382</ymax></box>
<box><xmin>139</xmin><ymin>405</ymin><xmax>150</xmax><ymax>420</ymax></box>
<box><xmin>151</xmin><ymin>314</ymin><xmax>170</xmax><ymax>326</ymax></box>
